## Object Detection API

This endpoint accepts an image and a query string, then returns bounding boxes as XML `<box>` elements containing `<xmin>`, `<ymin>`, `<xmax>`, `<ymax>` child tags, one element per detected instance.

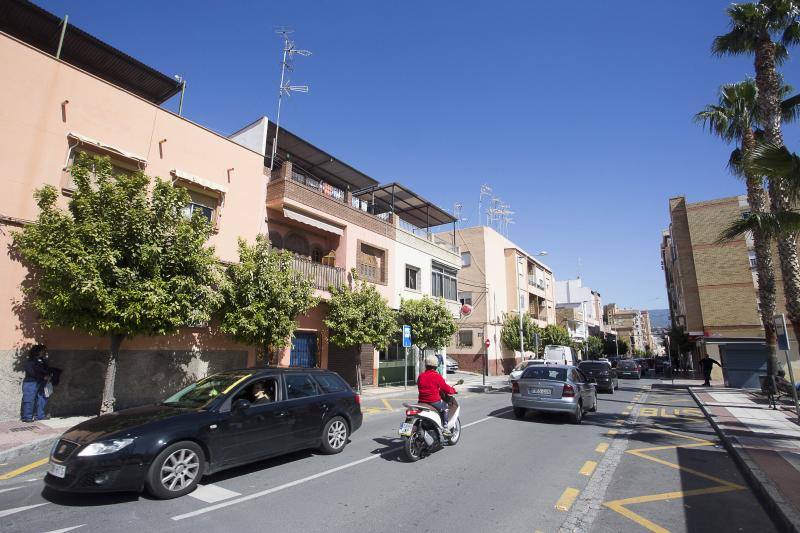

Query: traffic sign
<box><xmin>484</xmin><ymin>338</ymin><xmax>491</xmax><ymax>348</ymax></box>
<box><xmin>402</xmin><ymin>325</ymin><xmax>412</xmax><ymax>348</ymax></box>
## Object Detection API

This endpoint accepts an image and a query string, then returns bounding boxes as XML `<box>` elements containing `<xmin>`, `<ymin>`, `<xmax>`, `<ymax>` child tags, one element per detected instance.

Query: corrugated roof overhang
<box><xmin>352</xmin><ymin>182</ymin><xmax>456</xmax><ymax>229</ymax></box>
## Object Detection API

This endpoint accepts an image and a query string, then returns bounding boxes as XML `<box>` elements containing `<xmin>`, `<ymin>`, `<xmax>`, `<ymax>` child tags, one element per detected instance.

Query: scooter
<box><xmin>398</xmin><ymin>393</ymin><xmax>461</xmax><ymax>461</ymax></box>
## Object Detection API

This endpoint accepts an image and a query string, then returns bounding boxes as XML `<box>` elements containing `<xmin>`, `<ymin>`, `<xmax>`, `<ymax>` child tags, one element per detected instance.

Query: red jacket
<box><xmin>417</xmin><ymin>370</ymin><xmax>456</xmax><ymax>404</ymax></box>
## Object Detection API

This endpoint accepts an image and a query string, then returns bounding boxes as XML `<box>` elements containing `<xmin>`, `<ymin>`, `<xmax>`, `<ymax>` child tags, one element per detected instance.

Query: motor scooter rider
<box><xmin>417</xmin><ymin>354</ymin><xmax>457</xmax><ymax>435</ymax></box>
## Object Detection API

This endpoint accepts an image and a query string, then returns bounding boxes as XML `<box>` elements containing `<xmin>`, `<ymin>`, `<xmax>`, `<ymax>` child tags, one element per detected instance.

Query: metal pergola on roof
<box><xmin>352</xmin><ymin>182</ymin><xmax>456</xmax><ymax>230</ymax></box>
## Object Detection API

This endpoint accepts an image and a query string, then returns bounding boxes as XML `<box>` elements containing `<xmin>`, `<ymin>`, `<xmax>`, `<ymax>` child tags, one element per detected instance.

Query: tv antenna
<box><xmin>478</xmin><ymin>184</ymin><xmax>492</xmax><ymax>226</ymax></box>
<box><xmin>269</xmin><ymin>28</ymin><xmax>312</xmax><ymax>170</ymax></box>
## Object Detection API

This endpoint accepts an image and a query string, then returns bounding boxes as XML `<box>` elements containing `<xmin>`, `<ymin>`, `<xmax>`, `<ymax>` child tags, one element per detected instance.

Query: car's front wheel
<box><xmin>146</xmin><ymin>441</ymin><xmax>204</xmax><ymax>499</ymax></box>
<box><xmin>319</xmin><ymin>416</ymin><xmax>349</xmax><ymax>454</ymax></box>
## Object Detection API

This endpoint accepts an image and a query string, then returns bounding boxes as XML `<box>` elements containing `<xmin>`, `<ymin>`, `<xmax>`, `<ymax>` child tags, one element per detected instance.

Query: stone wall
<box><xmin>1</xmin><ymin>349</ymin><xmax>248</xmax><ymax>419</ymax></box>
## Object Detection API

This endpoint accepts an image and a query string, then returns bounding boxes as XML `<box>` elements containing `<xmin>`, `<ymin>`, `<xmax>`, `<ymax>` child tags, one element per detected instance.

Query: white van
<box><xmin>543</xmin><ymin>345</ymin><xmax>576</xmax><ymax>365</ymax></box>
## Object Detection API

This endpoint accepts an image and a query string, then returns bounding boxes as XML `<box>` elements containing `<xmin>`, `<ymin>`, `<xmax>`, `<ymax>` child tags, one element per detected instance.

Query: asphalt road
<box><xmin>0</xmin><ymin>379</ymin><xmax>777</xmax><ymax>533</ymax></box>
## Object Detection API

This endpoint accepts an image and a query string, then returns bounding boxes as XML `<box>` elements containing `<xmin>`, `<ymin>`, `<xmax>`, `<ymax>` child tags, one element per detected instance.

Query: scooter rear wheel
<box><xmin>404</xmin><ymin>433</ymin><xmax>423</xmax><ymax>462</ymax></box>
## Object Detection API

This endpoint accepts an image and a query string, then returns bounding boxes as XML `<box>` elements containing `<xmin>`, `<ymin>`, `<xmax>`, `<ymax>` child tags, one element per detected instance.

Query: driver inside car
<box><xmin>417</xmin><ymin>354</ymin><xmax>457</xmax><ymax>436</ymax></box>
<box><xmin>250</xmin><ymin>381</ymin><xmax>272</xmax><ymax>404</ymax></box>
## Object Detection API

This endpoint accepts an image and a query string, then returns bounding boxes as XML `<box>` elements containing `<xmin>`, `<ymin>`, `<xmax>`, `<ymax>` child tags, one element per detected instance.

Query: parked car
<box><xmin>446</xmin><ymin>356</ymin><xmax>459</xmax><ymax>373</ymax></box>
<box><xmin>543</xmin><ymin>345</ymin><xmax>577</xmax><ymax>365</ymax></box>
<box><xmin>45</xmin><ymin>368</ymin><xmax>362</xmax><ymax>499</ymax></box>
<box><xmin>511</xmin><ymin>364</ymin><xmax>598</xmax><ymax>424</ymax></box>
<box><xmin>508</xmin><ymin>359</ymin><xmax>546</xmax><ymax>382</ymax></box>
<box><xmin>578</xmin><ymin>360</ymin><xmax>618</xmax><ymax>393</ymax></box>
<box><xmin>606</xmin><ymin>356</ymin><xmax>620</xmax><ymax>368</ymax></box>
<box><xmin>617</xmin><ymin>359</ymin><xmax>641</xmax><ymax>379</ymax></box>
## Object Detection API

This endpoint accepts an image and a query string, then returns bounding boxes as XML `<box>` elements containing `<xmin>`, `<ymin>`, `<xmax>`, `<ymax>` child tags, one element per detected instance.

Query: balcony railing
<box><xmin>292</xmin><ymin>256</ymin><xmax>345</xmax><ymax>292</ymax></box>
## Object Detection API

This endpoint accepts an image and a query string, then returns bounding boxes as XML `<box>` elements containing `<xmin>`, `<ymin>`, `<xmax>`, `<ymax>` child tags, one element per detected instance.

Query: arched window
<box><xmin>269</xmin><ymin>231</ymin><xmax>283</xmax><ymax>249</ymax></box>
<box><xmin>285</xmin><ymin>233</ymin><xmax>310</xmax><ymax>256</ymax></box>
<box><xmin>311</xmin><ymin>247</ymin><xmax>323</xmax><ymax>263</ymax></box>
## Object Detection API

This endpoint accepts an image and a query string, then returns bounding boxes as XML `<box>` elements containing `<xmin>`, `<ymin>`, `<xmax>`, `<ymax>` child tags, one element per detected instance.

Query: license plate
<box><xmin>48</xmin><ymin>462</ymin><xmax>66</xmax><ymax>478</ymax></box>
<box><xmin>398</xmin><ymin>422</ymin><xmax>413</xmax><ymax>436</ymax></box>
<box><xmin>528</xmin><ymin>387</ymin><xmax>551</xmax><ymax>396</ymax></box>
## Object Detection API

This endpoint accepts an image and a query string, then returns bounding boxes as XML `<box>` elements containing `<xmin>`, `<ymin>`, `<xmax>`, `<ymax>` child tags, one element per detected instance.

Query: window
<box><xmin>181</xmin><ymin>189</ymin><xmax>219</xmax><ymax>223</ymax></box>
<box><xmin>461</xmin><ymin>252</ymin><xmax>471</xmax><ymax>267</ymax></box>
<box><xmin>357</xmin><ymin>242</ymin><xmax>387</xmax><ymax>284</ymax></box>
<box><xmin>458</xmin><ymin>292</ymin><xmax>472</xmax><ymax>306</ymax></box>
<box><xmin>432</xmin><ymin>262</ymin><xmax>458</xmax><ymax>300</ymax></box>
<box><xmin>285</xmin><ymin>374</ymin><xmax>319</xmax><ymax>399</ymax></box>
<box><xmin>458</xmin><ymin>329</ymin><xmax>474</xmax><ymax>347</ymax></box>
<box><xmin>748</xmin><ymin>251</ymin><xmax>757</xmax><ymax>269</ymax></box>
<box><xmin>405</xmin><ymin>265</ymin><xmax>420</xmax><ymax>291</ymax></box>
<box><xmin>312</xmin><ymin>248</ymin><xmax>323</xmax><ymax>263</ymax></box>
<box><xmin>379</xmin><ymin>343</ymin><xmax>404</xmax><ymax>362</ymax></box>
<box><xmin>314</xmin><ymin>373</ymin><xmax>348</xmax><ymax>393</ymax></box>
<box><xmin>62</xmin><ymin>149</ymin><xmax>136</xmax><ymax>194</ymax></box>
<box><xmin>232</xmin><ymin>378</ymin><xmax>279</xmax><ymax>405</ymax></box>
<box><xmin>285</xmin><ymin>234</ymin><xmax>310</xmax><ymax>256</ymax></box>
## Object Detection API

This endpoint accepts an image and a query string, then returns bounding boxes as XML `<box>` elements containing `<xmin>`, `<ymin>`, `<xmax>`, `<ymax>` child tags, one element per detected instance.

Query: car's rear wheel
<box><xmin>607</xmin><ymin>385</ymin><xmax>614</xmax><ymax>394</ymax></box>
<box><xmin>513</xmin><ymin>407</ymin><xmax>527</xmax><ymax>419</ymax></box>
<box><xmin>319</xmin><ymin>416</ymin><xmax>349</xmax><ymax>454</ymax></box>
<box><xmin>145</xmin><ymin>441</ymin><xmax>204</xmax><ymax>499</ymax></box>
<box><xmin>571</xmin><ymin>402</ymin><xmax>583</xmax><ymax>424</ymax></box>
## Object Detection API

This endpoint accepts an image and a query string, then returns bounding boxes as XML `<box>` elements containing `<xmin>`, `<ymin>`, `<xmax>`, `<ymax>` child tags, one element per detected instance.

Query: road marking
<box><xmin>614</xmin><ymin>420</ymin><xmax>625</xmax><ymax>425</ymax></box>
<box><xmin>555</xmin><ymin>488</ymin><xmax>580</xmax><ymax>511</ymax></box>
<box><xmin>595</xmin><ymin>443</ymin><xmax>609</xmax><ymax>453</ymax></box>
<box><xmin>381</xmin><ymin>399</ymin><xmax>393</xmax><ymax>410</ymax></box>
<box><xmin>607</xmin><ymin>429</ymin><xmax>618</xmax><ymax>436</ymax></box>
<box><xmin>41</xmin><ymin>526</ymin><xmax>85</xmax><ymax>533</ymax></box>
<box><xmin>0</xmin><ymin>502</ymin><xmax>48</xmax><ymax>518</ymax></box>
<box><xmin>172</xmin><ymin>409</ymin><xmax>508</xmax><ymax>521</ymax></box>
<box><xmin>188</xmin><ymin>483</ymin><xmax>241</xmax><ymax>503</ymax></box>
<box><xmin>626</xmin><ymin>405</ymin><xmax>634</xmax><ymax>409</ymax></box>
<box><xmin>0</xmin><ymin>458</ymin><xmax>48</xmax><ymax>480</ymax></box>
<box><xmin>579</xmin><ymin>460</ymin><xmax>597</xmax><ymax>476</ymax></box>
<box><xmin>0</xmin><ymin>486</ymin><xmax>24</xmax><ymax>494</ymax></box>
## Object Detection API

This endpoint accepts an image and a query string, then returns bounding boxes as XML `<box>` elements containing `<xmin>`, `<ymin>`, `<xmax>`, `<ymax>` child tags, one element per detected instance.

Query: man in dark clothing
<box><xmin>21</xmin><ymin>344</ymin><xmax>52</xmax><ymax>422</ymax></box>
<box><xmin>700</xmin><ymin>355</ymin><xmax>721</xmax><ymax>387</ymax></box>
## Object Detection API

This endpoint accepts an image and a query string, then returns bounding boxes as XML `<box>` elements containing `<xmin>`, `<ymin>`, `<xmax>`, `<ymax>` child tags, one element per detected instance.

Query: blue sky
<box><xmin>38</xmin><ymin>0</ymin><xmax>799</xmax><ymax>310</ymax></box>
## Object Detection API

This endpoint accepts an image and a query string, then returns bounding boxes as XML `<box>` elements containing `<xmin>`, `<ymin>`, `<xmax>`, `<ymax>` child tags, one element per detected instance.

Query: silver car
<box><xmin>511</xmin><ymin>364</ymin><xmax>598</xmax><ymax>424</ymax></box>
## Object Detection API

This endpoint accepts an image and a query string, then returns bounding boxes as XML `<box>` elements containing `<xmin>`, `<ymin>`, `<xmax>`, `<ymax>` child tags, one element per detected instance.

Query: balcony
<box><xmin>292</xmin><ymin>256</ymin><xmax>346</xmax><ymax>292</ymax></box>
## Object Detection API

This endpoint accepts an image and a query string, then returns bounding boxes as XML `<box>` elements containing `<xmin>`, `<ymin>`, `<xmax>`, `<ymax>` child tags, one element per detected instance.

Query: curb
<box><xmin>689</xmin><ymin>388</ymin><xmax>800</xmax><ymax>533</ymax></box>
<box><xmin>0</xmin><ymin>435</ymin><xmax>58</xmax><ymax>463</ymax></box>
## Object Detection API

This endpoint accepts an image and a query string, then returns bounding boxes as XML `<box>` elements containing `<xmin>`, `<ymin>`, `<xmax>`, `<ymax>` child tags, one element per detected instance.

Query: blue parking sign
<box><xmin>402</xmin><ymin>325</ymin><xmax>412</xmax><ymax>348</ymax></box>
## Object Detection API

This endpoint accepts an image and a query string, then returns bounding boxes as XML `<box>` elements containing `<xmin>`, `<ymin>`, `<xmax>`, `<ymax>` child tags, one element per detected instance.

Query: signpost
<box><xmin>484</xmin><ymin>338</ymin><xmax>490</xmax><ymax>386</ymax></box>
<box><xmin>774</xmin><ymin>314</ymin><xmax>800</xmax><ymax>422</ymax></box>
<box><xmin>402</xmin><ymin>325</ymin><xmax>412</xmax><ymax>390</ymax></box>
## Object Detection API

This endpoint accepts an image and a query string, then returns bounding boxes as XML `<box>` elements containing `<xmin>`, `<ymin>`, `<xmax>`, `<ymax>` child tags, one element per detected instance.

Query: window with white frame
<box><xmin>405</xmin><ymin>265</ymin><xmax>421</xmax><ymax>291</ymax></box>
<box><xmin>461</xmin><ymin>252</ymin><xmax>471</xmax><ymax>267</ymax></box>
<box><xmin>180</xmin><ymin>188</ymin><xmax>220</xmax><ymax>224</ymax></box>
<box><xmin>62</xmin><ymin>148</ymin><xmax>137</xmax><ymax>194</ymax></box>
<box><xmin>431</xmin><ymin>262</ymin><xmax>458</xmax><ymax>301</ymax></box>
<box><xmin>748</xmin><ymin>251</ymin><xmax>757</xmax><ymax>270</ymax></box>
<box><xmin>458</xmin><ymin>292</ymin><xmax>472</xmax><ymax>306</ymax></box>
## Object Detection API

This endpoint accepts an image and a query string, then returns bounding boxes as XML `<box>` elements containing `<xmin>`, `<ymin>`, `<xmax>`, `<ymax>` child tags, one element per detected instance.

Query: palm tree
<box><xmin>713</xmin><ymin>0</ymin><xmax>800</xmax><ymax>359</ymax></box>
<box><xmin>695</xmin><ymin>79</ymin><xmax>778</xmax><ymax>369</ymax></box>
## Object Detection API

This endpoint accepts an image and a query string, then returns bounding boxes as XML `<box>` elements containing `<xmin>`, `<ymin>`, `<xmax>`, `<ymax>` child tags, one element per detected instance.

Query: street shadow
<box><xmin>371</xmin><ymin>436</ymin><xmax>407</xmax><ymax>462</ymax></box>
<box><xmin>201</xmin><ymin>448</ymin><xmax>315</xmax><ymax>484</ymax></box>
<box><xmin>41</xmin><ymin>486</ymin><xmax>141</xmax><ymax>507</ymax></box>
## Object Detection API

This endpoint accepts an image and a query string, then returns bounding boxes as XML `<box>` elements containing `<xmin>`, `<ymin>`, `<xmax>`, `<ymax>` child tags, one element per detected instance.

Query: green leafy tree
<box><xmin>602</xmin><ymin>336</ymin><xmax>628</xmax><ymax>356</ymax></box>
<box><xmin>397</xmin><ymin>296</ymin><xmax>457</xmax><ymax>350</ymax></box>
<box><xmin>541</xmin><ymin>324</ymin><xmax>571</xmax><ymax>348</ymax></box>
<box><xmin>219</xmin><ymin>235</ymin><xmax>318</xmax><ymax>364</ymax></box>
<box><xmin>500</xmin><ymin>312</ymin><xmax>541</xmax><ymax>355</ymax></box>
<box><xmin>325</xmin><ymin>272</ymin><xmax>398</xmax><ymax>352</ymax></box>
<box><xmin>13</xmin><ymin>154</ymin><xmax>222</xmax><ymax>414</ymax></box>
<box><xmin>586</xmin><ymin>335</ymin><xmax>604</xmax><ymax>359</ymax></box>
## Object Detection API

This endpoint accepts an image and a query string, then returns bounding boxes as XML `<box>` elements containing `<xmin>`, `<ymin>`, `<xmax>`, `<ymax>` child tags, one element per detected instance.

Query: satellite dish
<box><xmin>461</xmin><ymin>304</ymin><xmax>473</xmax><ymax>317</ymax></box>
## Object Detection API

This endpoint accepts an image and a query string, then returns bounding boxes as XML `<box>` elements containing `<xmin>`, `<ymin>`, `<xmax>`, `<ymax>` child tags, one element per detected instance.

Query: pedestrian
<box><xmin>21</xmin><ymin>344</ymin><xmax>53</xmax><ymax>422</ymax></box>
<box><xmin>699</xmin><ymin>354</ymin><xmax>721</xmax><ymax>387</ymax></box>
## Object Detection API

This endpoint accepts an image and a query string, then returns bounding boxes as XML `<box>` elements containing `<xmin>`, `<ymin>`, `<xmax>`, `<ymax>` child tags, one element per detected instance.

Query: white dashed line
<box><xmin>0</xmin><ymin>502</ymin><xmax>48</xmax><ymax>518</ymax></box>
<box><xmin>41</xmin><ymin>525</ymin><xmax>85</xmax><ymax>533</ymax></box>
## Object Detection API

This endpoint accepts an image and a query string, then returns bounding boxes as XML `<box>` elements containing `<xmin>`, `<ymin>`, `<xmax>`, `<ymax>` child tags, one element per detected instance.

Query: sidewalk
<box><xmin>0</xmin><ymin>417</ymin><xmax>88</xmax><ymax>463</ymax></box>
<box><xmin>691</xmin><ymin>386</ymin><xmax>800</xmax><ymax>532</ymax></box>
<box><xmin>360</xmin><ymin>372</ymin><xmax>510</xmax><ymax>398</ymax></box>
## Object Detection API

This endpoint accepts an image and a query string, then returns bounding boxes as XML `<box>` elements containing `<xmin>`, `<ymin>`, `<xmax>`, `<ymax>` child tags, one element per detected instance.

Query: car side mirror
<box><xmin>232</xmin><ymin>399</ymin><xmax>251</xmax><ymax>412</ymax></box>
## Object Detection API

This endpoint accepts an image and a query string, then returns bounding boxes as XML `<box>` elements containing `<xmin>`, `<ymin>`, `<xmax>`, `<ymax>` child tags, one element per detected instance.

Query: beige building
<box><xmin>662</xmin><ymin>194</ymin><xmax>800</xmax><ymax>385</ymax></box>
<box><xmin>442</xmin><ymin>226</ymin><xmax>556</xmax><ymax>375</ymax></box>
<box><xmin>604</xmin><ymin>304</ymin><xmax>648</xmax><ymax>354</ymax></box>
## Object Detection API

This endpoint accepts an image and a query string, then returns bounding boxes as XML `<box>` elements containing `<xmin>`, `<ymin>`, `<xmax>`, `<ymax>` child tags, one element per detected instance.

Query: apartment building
<box><xmin>662</xmin><ymin>194</ymin><xmax>799</xmax><ymax>384</ymax></box>
<box><xmin>0</xmin><ymin>4</ymin><xmax>267</xmax><ymax>418</ymax></box>
<box><xmin>604</xmin><ymin>304</ymin><xmax>647</xmax><ymax>354</ymax></box>
<box><xmin>232</xmin><ymin>120</ymin><xmax>461</xmax><ymax>387</ymax></box>
<box><xmin>443</xmin><ymin>226</ymin><xmax>556</xmax><ymax>375</ymax></box>
<box><xmin>555</xmin><ymin>279</ymin><xmax>607</xmax><ymax>344</ymax></box>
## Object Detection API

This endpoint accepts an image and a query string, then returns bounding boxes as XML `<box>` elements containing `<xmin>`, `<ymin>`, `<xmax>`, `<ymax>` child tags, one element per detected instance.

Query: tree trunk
<box><xmin>755</xmin><ymin>34</ymin><xmax>796</xmax><ymax>376</ymax></box>
<box><xmin>99</xmin><ymin>334</ymin><xmax>125</xmax><ymax>415</ymax></box>
<box><xmin>743</xmin><ymin>129</ymin><xmax>779</xmax><ymax>377</ymax></box>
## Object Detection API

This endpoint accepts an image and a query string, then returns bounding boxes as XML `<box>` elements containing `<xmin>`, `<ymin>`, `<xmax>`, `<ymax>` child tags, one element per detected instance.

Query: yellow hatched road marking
<box><xmin>595</xmin><ymin>442</ymin><xmax>609</xmax><ymax>453</ymax></box>
<box><xmin>607</xmin><ymin>429</ymin><xmax>618</xmax><ymax>436</ymax></box>
<box><xmin>381</xmin><ymin>399</ymin><xmax>393</xmax><ymax>410</ymax></box>
<box><xmin>579</xmin><ymin>460</ymin><xmax>597</xmax><ymax>476</ymax></box>
<box><xmin>0</xmin><ymin>457</ymin><xmax>48</xmax><ymax>480</ymax></box>
<box><xmin>555</xmin><ymin>487</ymin><xmax>580</xmax><ymax>511</ymax></box>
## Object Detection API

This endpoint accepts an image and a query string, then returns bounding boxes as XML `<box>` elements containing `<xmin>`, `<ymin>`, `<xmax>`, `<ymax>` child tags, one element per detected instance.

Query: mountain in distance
<box><xmin>647</xmin><ymin>309</ymin><xmax>670</xmax><ymax>330</ymax></box>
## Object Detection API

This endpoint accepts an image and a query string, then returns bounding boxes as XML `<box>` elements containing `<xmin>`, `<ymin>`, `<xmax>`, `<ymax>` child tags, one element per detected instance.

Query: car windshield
<box><xmin>619</xmin><ymin>361</ymin><xmax>637</xmax><ymax>369</ymax></box>
<box><xmin>521</xmin><ymin>367</ymin><xmax>568</xmax><ymax>381</ymax></box>
<box><xmin>162</xmin><ymin>372</ymin><xmax>252</xmax><ymax>409</ymax></box>
<box><xmin>579</xmin><ymin>362</ymin><xmax>609</xmax><ymax>371</ymax></box>
<box><xmin>514</xmin><ymin>360</ymin><xmax>538</xmax><ymax>371</ymax></box>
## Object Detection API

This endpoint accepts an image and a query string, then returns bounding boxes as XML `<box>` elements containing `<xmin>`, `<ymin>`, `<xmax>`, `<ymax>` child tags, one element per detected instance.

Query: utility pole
<box><xmin>517</xmin><ymin>256</ymin><xmax>525</xmax><ymax>356</ymax></box>
<box><xmin>270</xmin><ymin>29</ymin><xmax>311</xmax><ymax>171</ymax></box>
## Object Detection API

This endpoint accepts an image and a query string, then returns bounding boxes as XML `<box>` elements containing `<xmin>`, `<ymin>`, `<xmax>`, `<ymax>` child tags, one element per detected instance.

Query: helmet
<box><xmin>425</xmin><ymin>354</ymin><xmax>439</xmax><ymax>368</ymax></box>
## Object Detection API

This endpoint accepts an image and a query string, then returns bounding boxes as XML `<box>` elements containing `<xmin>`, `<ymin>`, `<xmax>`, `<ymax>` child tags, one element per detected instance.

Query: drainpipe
<box><xmin>56</xmin><ymin>15</ymin><xmax>69</xmax><ymax>59</ymax></box>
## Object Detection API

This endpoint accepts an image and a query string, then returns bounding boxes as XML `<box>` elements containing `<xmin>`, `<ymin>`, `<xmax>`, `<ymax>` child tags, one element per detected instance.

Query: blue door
<box><xmin>291</xmin><ymin>332</ymin><xmax>317</xmax><ymax>368</ymax></box>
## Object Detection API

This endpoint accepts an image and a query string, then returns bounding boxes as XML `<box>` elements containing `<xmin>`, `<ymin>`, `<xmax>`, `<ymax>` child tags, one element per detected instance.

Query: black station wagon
<box><xmin>44</xmin><ymin>368</ymin><xmax>362</xmax><ymax>499</ymax></box>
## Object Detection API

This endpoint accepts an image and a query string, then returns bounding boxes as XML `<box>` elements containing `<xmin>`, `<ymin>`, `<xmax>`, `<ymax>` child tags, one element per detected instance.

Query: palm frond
<box><xmin>782</xmin><ymin>92</ymin><xmax>800</xmax><ymax>124</ymax></box>
<box><xmin>717</xmin><ymin>210</ymin><xmax>800</xmax><ymax>243</ymax></box>
<box><xmin>780</xmin><ymin>19</ymin><xmax>800</xmax><ymax>46</ymax></box>
<box><xmin>712</xmin><ymin>27</ymin><xmax>755</xmax><ymax>56</ymax></box>
<box><xmin>728</xmin><ymin>147</ymin><xmax>745</xmax><ymax>178</ymax></box>
<box><xmin>747</xmin><ymin>143</ymin><xmax>800</xmax><ymax>182</ymax></box>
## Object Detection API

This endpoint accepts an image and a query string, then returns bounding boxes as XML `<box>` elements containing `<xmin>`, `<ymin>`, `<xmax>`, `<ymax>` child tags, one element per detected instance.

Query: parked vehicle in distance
<box><xmin>45</xmin><ymin>368</ymin><xmax>362</xmax><ymax>499</ymax></box>
<box><xmin>446</xmin><ymin>356</ymin><xmax>459</xmax><ymax>373</ymax></box>
<box><xmin>606</xmin><ymin>356</ymin><xmax>620</xmax><ymax>368</ymax></box>
<box><xmin>509</xmin><ymin>359</ymin><xmax>546</xmax><ymax>382</ymax></box>
<box><xmin>578</xmin><ymin>360</ymin><xmax>618</xmax><ymax>393</ymax></box>
<box><xmin>617</xmin><ymin>359</ymin><xmax>641</xmax><ymax>379</ymax></box>
<box><xmin>543</xmin><ymin>345</ymin><xmax>576</xmax><ymax>365</ymax></box>
<box><xmin>511</xmin><ymin>364</ymin><xmax>598</xmax><ymax>424</ymax></box>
